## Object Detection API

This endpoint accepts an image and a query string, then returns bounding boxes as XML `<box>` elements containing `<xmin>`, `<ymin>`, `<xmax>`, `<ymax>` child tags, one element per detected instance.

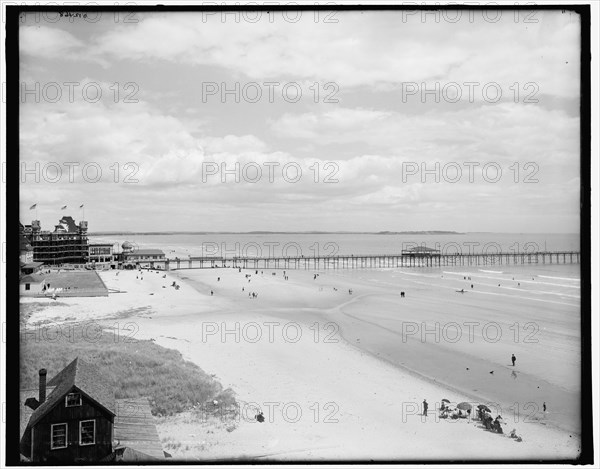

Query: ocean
<box><xmin>89</xmin><ymin>232</ymin><xmax>580</xmax><ymax>259</ymax></box>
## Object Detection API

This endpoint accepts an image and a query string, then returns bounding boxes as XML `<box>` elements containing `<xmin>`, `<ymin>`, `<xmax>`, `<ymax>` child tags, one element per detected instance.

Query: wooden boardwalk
<box><xmin>166</xmin><ymin>251</ymin><xmax>580</xmax><ymax>270</ymax></box>
<box><xmin>113</xmin><ymin>398</ymin><xmax>164</xmax><ymax>460</ymax></box>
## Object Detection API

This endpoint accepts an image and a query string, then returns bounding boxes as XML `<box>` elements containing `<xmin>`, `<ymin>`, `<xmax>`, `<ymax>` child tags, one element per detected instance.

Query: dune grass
<box><xmin>20</xmin><ymin>322</ymin><xmax>236</xmax><ymax>417</ymax></box>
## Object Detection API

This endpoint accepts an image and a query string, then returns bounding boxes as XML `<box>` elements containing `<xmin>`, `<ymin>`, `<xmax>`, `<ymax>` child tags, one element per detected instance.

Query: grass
<box><xmin>20</xmin><ymin>323</ymin><xmax>236</xmax><ymax>417</ymax></box>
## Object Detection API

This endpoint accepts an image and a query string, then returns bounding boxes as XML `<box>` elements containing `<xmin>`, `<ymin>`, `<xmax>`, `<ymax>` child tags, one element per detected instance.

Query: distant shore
<box><xmin>89</xmin><ymin>230</ymin><xmax>466</xmax><ymax>236</ymax></box>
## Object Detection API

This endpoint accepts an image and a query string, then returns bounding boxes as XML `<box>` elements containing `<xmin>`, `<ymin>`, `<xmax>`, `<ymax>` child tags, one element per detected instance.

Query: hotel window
<box><xmin>79</xmin><ymin>420</ymin><xmax>95</xmax><ymax>445</ymax></box>
<box><xmin>65</xmin><ymin>392</ymin><xmax>82</xmax><ymax>407</ymax></box>
<box><xmin>25</xmin><ymin>284</ymin><xmax>30</xmax><ymax>291</ymax></box>
<box><xmin>51</xmin><ymin>423</ymin><xmax>68</xmax><ymax>449</ymax></box>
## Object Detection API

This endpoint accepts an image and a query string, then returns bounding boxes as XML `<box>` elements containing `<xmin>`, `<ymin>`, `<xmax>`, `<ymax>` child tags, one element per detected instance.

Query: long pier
<box><xmin>166</xmin><ymin>251</ymin><xmax>580</xmax><ymax>270</ymax></box>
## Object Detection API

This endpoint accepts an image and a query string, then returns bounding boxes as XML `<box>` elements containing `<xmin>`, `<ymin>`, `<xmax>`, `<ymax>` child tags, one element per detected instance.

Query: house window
<box><xmin>51</xmin><ymin>423</ymin><xmax>68</xmax><ymax>449</ymax></box>
<box><xmin>65</xmin><ymin>392</ymin><xmax>82</xmax><ymax>407</ymax></box>
<box><xmin>79</xmin><ymin>420</ymin><xmax>95</xmax><ymax>446</ymax></box>
<box><xmin>25</xmin><ymin>284</ymin><xmax>30</xmax><ymax>291</ymax></box>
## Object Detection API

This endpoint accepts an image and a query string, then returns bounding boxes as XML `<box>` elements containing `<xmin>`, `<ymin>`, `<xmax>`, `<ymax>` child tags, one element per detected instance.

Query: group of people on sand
<box><xmin>422</xmin><ymin>399</ymin><xmax>526</xmax><ymax>442</ymax></box>
<box><xmin>480</xmin><ymin>410</ymin><xmax>505</xmax><ymax>434</ymax></box>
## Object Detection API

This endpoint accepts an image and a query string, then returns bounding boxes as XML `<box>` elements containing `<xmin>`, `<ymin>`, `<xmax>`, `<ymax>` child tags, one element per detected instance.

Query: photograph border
<box><xmin>4</xmin><ymin>3</ymin><xmax>593</xmax><ymax>465</ymax></box>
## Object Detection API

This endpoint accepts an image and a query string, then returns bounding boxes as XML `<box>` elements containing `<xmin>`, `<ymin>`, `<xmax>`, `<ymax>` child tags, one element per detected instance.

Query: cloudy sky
<box><xmin>18</xmin><ymin>8</ymin><xmax>581</xmax><ymax>233</ymax></box>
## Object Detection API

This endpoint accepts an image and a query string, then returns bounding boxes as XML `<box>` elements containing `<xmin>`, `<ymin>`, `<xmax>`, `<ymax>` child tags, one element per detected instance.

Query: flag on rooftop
<box><xmin>29</xmin><ymin>204</ymin><xmax>37</xmax><ymax>210</ymax></box>
<box><xmin>61</xmin><ymin>205</ymin><xmax>67</xmax><ymax>210</ymax></box>
<box><xmin>80</xmin><ymin>204</ymin><xmax>84</xmax><ymax>208</ymax></box>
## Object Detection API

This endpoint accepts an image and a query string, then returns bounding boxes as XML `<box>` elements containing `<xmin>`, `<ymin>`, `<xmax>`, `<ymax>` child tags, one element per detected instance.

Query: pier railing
<box><xmin>165</xmin><ymin>251</ymin><xmax>580</xmax><ymax>270</ymax></box>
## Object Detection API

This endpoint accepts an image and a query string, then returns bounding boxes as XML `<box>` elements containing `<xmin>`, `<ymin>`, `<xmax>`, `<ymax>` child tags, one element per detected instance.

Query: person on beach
<box><xmin>494</xmin><ymin>416</ymin><xmax>503</xmax><ymax>434</ymax></box>
<box><xmin>210</xmin><ymin>290</ymin><xmax>214</xmax><ymax>296</ymax></box>
<box><xmin>422</xmin><ymin>399</ymin><xmax>428</xmax><ymax>416</ymax></box>
<box><xmin>543</xmin><ymin>402</ymin><xmax>547</xmax><ymax>412</ymax></box>
<box><xmin>511</xmin><ymin>354</ymin><xmax>516</xmax><ymax>366</ymax></box>
<box><xmin>483</xmin><ymin>414</ymin><xmax>492</xmax><ymax>430</ymax></box>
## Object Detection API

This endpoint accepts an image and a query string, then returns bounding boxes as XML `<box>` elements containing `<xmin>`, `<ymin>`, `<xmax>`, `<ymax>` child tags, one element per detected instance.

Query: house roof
<box><xmin>403</xmin><ymin>246</ymin><xmax>441</xmax><ymax>252</ymax></box>
<box><xmin>20</xmin><ymin>273</ymin><xmax>46</xmax><ymax>284</ymax></box>
<box><xmin>27</xmin><ymin>358</ymin><xmax>116</xmax><ymax>428</ymax></box>
<box><xmin>124</xmin><ymin>249</ymin><xmax>165</xmax><ymax>257</ymax></box>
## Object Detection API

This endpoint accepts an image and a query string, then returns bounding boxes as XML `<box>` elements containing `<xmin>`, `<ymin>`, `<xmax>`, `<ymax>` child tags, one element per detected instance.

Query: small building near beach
<box><xmin>21</xmin><ymin>261</ymin><xmax>44</xmax><ymax>275</ymax></box>
<box><xmin>20</xmin><ymin>358</ymin><xmax>164</xmax><ymax>463</ymax></box>
<box><xmin>88</xmin><ymin>243</ymin><xmax>116</xmax><ymax>269</ymax></box>
<box><xmin>20</xmin><ymin>273</ymin><xmax>47</xmax><ymax>296</ymax></box>
<box><xmin>123</xmin><ymin>249</ymin><xmax>166</xmax><ymax>270</ymax></box>
<box><xmin>401</xmin><ymin>246</ymin><xmax>441</xmax><ymax>256</ymax></box>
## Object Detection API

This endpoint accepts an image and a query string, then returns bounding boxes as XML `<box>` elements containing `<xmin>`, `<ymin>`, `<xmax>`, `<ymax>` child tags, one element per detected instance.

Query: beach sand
<box><xmin>21</xmin><ymin>264</ymin><xmax>582</xmax><ymax>461</ymax></box>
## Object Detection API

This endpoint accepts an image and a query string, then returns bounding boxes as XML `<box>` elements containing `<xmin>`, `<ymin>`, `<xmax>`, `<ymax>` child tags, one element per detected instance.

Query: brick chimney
<box><xmin>39</xmin><ymin>369</ymin><xmax>47</xmax><ymax>404</ymax></box>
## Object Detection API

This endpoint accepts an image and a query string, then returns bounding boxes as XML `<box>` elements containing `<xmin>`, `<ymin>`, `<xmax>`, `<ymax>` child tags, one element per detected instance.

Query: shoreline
<box><xmin>20</xmin><ymin>265</ymin><xmax>582</xmax><ymax>460</ymax></box>
<box><xmin>168</xmin><ymin>265</ymin><xmax>581</xmax><ymax>435</ymax></box>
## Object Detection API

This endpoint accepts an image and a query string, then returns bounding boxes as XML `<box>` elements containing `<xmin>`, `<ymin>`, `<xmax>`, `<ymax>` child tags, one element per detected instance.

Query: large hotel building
<box><xmin>20</xmin><ymin>216</ymin><xmax>114</xmax><ymax>268</ymax></box>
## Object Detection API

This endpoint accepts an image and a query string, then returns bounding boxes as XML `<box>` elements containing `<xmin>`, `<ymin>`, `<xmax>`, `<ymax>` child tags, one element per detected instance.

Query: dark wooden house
<box><xmin>20</xmin><ymin>357</ymin><xmax>164</xmax><ymax>463</ymax></box>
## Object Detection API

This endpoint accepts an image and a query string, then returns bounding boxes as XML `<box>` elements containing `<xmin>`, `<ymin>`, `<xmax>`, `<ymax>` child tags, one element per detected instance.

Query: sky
<box><xmin>18</xmin><ymin>8</ymin><xmax>581</xmax><ymax>233</ymax></box>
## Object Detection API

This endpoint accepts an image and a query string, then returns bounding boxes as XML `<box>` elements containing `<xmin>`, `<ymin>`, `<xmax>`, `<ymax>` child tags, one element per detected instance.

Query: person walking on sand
<box><xmin>543</xmin><ymin>402</ymin><xmax>547</xmax><ymax>412</ymax></box>
<box><xmin>422</xmin><ymin>399</ymin><xmax>428</xmax><ymax>417</ymax></box>
<box><xmin>511</xmin><ymin>354</ymin><xmax>516</xmax><ymax>366</ymax></box>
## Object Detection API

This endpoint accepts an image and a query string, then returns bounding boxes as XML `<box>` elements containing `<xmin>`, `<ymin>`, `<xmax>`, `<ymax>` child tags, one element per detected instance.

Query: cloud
<box><xmin>20</xmin><ymin>25</ymin><xmax>83</xmax><ymax>58</ymax></box>
<box><xmin>83</xmin><ymin>11</ymin><xmax>580</xmax><ymax>98</ymax></box>
<box><xmin>17</xmin><ymin>11</ymin><xmax>582</xmax><ymax>232</ymax></box>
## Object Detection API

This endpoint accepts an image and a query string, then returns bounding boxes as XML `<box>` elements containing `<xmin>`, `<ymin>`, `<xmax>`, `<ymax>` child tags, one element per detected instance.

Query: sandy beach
<box><xmin>21</xmin><ymin>264</ymin><xmax>582</xmax><ymax>461</ymax></box>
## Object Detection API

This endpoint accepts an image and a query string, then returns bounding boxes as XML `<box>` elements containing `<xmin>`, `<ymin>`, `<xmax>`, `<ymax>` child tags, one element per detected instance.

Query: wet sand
<box><xmin>170</xmin><ymin>263</ymin><xmax>581</xmax><ymax>435</ymax></box>
<box><xmin>330</xmin><ymin>268</ymin><xmax>581</xmax><ymax>435</ymax></box>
